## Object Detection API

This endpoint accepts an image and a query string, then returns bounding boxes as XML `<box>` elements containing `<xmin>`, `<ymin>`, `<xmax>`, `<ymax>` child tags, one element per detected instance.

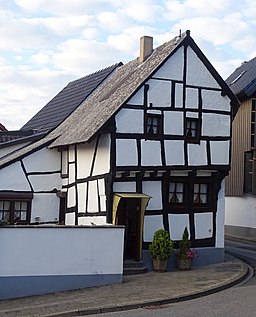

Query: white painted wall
<box><xmin>141</xmin><ymin>140</ymin><xmax>162</xmax><ymax>166</ymax></box>
<box><xmin>168</xmin><ymin>214</ymin><xmax>190</xmax><ymax>240</ymax></box>
<box><xmin>194</xmin><ymin>212</ymin><xmax>213</xmax><ymax>239</ymax></box>
<box><xmin>23</xmin><ymin>148</ymin><xmax>60</xmax><ymax>172</ymax></box>
<box><xmin>78</xmin><ymin>216</ymin><xmax>107</xmax><ymax>225</ymax></box>
<box><xmin>31</xmin><ymin>193</ymin><xmax>60</xmax><ymax>223</ymax></box>
<box><xmin>165</xmin><ymin>140</ymin><xmax>184</xmax><ymax>165</ymax></box>
<box><xmin>164</xmin><ymin>111</ymin><xmax>183</xmax><ymax>135</ymax></box>
<box><xmin>113</xmin><ymin>181</ymin><xmax>136</xmax><ymax>192</ymax></box>
<box><xmin>143</xmin><ymin>215</ymin><xmax>164</xmax><ymax>242</ymax></box>
<box><xmin>0</xmin><ymin>226</ymin><xmax>124</xmax><ymax>293</ymax></box>
<box><xmin>142</xmin><ymin>181</ymin><xmax>162</xmax><ymax>210</ymax></box>
<box><xmin>225</xmin><ymin>195</ymin><xmax>256</xmax><ymax>229</ymax></box>
<box><xmin>77</xmin><ymin>141</ymin><xmax>96</xmax><ymax>179</ymax></box>
<box><xmin>210</xmin><ymin>141</ymin><xmax>230</xmax><ymax>165</ymax></box>
<box><xmin>186</xmin><ymin>88</ymin><xmax>198</xmax><ymax>109</ymax></box>
<box><xmin>88</xmin><ymin>180</ymin><xmax>99</xmax><ymax>213</ymax></box>
<box><xmin>77</xmin><ymin>183</ymin><xmax>87</xmax><ymax>213</ymax></box>
<box><xmin>202</xmin><ymin>90</ymin><xmax>230</xmax><ymax>112</ymax></box>
<box><xmin>116</xmin><ymin>139</ymin><xmax>138</xmax><ymax>166</ymax></box>
<box><xmin>186</xmin><ymin>46</ymin><xmax>219</xmax><ymax>88</ymax></box>
<box><xmin>28</xmin><ymin>173</ymin><xmax>62</xmax><ymax>192</ymax></box>
<box><xmin>146</xmin><ymin>79</ymin><xmax>171</xmax><ymax>107</ymax></box>
<box><xmin>202</xmin><ymin>113</ymin><xmax>230</xmax><ymax>137</ymax></box>
<box><xmin>92</xmin><ymin>134</ymin><xmax>111</xmax><ymax>176</ymax></box>
<box><xmin>0</xmin><ymin>161</ymin><xmax>31</xmax><ymax>191</ymax></box>
<box><xmin>126</xmin><ymin>86</ymin><xmax>144</xmax><ymax>105</ymax></box>
<box><xmin>115</xmin><ymin>109</ymin><xmax>144</xmax><ymax>133</ymax></box>
<box><xmin>153</xmin><ymin>46</ymin><xmax>184</xmax><ymax>81</ymax></box>
<box><xmin>188</xmin><ymin>141</ymin><xmax>207</xmax><ymax>166</ymax></box>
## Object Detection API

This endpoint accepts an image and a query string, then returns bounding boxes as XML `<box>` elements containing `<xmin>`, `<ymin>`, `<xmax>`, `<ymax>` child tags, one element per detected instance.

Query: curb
<box><xmin>42</xmin><ymin>258</ymin><xmax>250</xmax><ymax>317</ymax></box>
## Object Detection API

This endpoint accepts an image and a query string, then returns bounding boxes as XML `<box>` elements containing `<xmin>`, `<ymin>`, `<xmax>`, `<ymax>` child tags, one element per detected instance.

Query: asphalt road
<box><xmin>91</xmin><ymin>239</ymin><xmax>256</xmax><ymax>317</ymax></box>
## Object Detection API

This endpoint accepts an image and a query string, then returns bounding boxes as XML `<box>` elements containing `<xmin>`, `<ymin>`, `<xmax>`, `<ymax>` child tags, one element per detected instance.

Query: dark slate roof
<box><xmin>226</xmin><ymin>57</ymin><xmax>256</xmax><ymax>99</ymax></box>
<box><xmin>20</xmin><ymin>63</ymin><xmax>122</xmax><ymax>134</ymax></box>
<box><xmin>0</xmin><ymin>130</ymin><xmax>34</xmax><ymax>143</ymax></box>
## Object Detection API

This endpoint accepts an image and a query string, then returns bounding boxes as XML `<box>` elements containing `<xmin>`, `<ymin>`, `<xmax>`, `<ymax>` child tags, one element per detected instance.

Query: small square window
<box><xmin>145</xmin><ymin>114</ymin><xmax>162</xmax><ymax>138</ymax></box>
<box><xmin>186</xmin><ymin>118</ymin><xmax>200</xmax><ymax>142</ymax></box>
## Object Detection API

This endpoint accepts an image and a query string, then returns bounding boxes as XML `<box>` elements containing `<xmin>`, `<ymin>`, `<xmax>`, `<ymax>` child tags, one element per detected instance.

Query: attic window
<box><xmin>145</xmin><ymin>113</ymin><xmax>162</xmax><ymax>138</ymax></box>
<box><xmin>185</xmin><ymin>118</ymin><xmax>200</xmax><ymax>143</ymax></box>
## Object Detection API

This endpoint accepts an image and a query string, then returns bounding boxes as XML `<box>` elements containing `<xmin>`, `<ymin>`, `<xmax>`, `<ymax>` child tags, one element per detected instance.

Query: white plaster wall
<box><xmin>23</xmin><ymin>148</ymin><xmax>60</xmax><ymax>172</ymax></box>
<box><xmin>0</xmin><ymin>226</ymin><xmax>124</xmax><ymax>276</ymax></box>
<box><xmin>194</xmin><ymin>212</ymin><xmax>213</xmax><ymax>239</ymax></box>
<box><xmin>142</xmin><ymin>181</ymin><xmax>162</xmax><ymax>210</ymax></box>
<box><xmin>65</xmin><ymin>212</ymin><xmax>75</xmax><ymax>225</ymax></box>
<box><xmin>175</xmin><ymin>83</ymin><xmax>183</xmax><ymax>108</ymax></box>
<box><xmin>88</xmin><ymin>180</ymin><xmax>99</xmax><ymax>213</ymax></box>
<box><xmin>29</xmin><ymin>173</ymin><xmax>62</xmax><ymax>192</ymax></box>
<box><xmin>202</xmin><ymin>113</ymin><xmax>230</xmax><ymax>137</ymax></box>
<box><xmin>210</xmin><ymin>141</ymin><xmax>230</xmax><ymax>165</ymax></box>
<box><xmin>98</xmin><ymin>178</ymin><xmax>106</xmax><ymax>212</ymax></box>
<box><xmin>78</xmin><ymin>216</ymin><xmax>107</xmax><ymax>225</ymax></box>
<box><xmin>202</xmin><ymin>90</ymin><xmax>231</xmax><ymax>112</ymax></box>
<box><xmin>113</xmin><ymin>182</ymin><xmax>136</xmax><ymax>192</ymax></box>
<box><xmin>168</xmin><ymin>214</ymin><xmax>190</xmax><ymax>241</ymax></box>
<box><xmin>68</xmin><ymin>163</ymin><xmax>76</xmax><ymax>184</ymax></box>
<box><xmin>186</xmin><ymin>46</ymin><xmax>220</xmax><ymax>88</ymax></box>
<box><xmin>188</xmin><ymin>141</ymin><xmax>207</xmax><ymax>166</ymax></box>
<box><xmin>31</xmin><ymin>193</ymin><xmax>59</xmax><ymax>223</ymax></box>
<box><xmin>115</xmin><ymin>109</ymin><xmax>144</xmax><ymax>134</ymax></box>
<box><xmin>0</xmin><ymin>161</ymin><xmax>31</xmax><ymax>191</ymax></box>
<box><xmin>61</xmin><ymin>150</ymin><xmax>68</xmax><ymax>175</ymax></box>
<box><xmin>165</xmin><ymin>140</ymin><xmax>184</xmax><ymax>165</ymax></box>
<box><xmin>77</xmin><ymin>183</ymin><xmax>87</xmax><ymax>213</ymax></box>
<box><xmin>116</xmin><ymin>139</ymin><xmax>138</xmax><ymax>166</ymax></box>
<box><xmin>77</xmin><ymin>140</ymin><xmax>96</xmax><ymax>179</ymax></box>
<box><xmin>143</xmin><ymin>215</ymin><xmax>163</xmax><ymax>242</ymax></box>
<box><xmin>164</xmin><ymin>111</ymin><xmax>183</xmax><ymax>135</ymax></box>
<box><xmin>216</xmin><ymin>180</ymin><xmax>225</xmax><ymax>247</ymax></box>
<box><xmin>186</xmin><ymin>88</ymin><xmax>198</xmax><ymax>109</ymax></box>
<box><xmin>153</xmin><ymin>46</ymin><xmax>184</xmax><ymax>81</ymax></box>
<box><xmin>225</xmin><ymin>195</ymin><xmax>256</xmax><ymax>229</ymax></box>
<box><xmin>69</xmin><ymin>145</ymin><xmax>75</xmax><ymax>162</ymax></box>
<box><xmin>147</xmin><ymin>79</ymin><xmax>171</xmax><ymax>107</ymax></box>
<box><xmin>141</xmin><ymin>140</ymin><xmax>162</xmax><ymax>166</ymax></box>
<box><xmin>126</xmin><ymin>87</ymin><xmax>144</xmax><ymax>105</ymax></box>
<box><xmin>67</xmin><ymin>186</ymin><xmax>76</xmax><ymax>208</ymax></box>
<box><xmin>93</xmin><ymin>134</ymin><xmax>111</xmax><ymax>176</ymax></box>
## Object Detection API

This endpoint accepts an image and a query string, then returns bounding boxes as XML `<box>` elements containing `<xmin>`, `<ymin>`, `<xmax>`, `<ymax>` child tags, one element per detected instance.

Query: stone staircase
<box><xmin>123</xmin><ymin>260</ymin><xmax>148</xmax><ymax>275</ymax></box>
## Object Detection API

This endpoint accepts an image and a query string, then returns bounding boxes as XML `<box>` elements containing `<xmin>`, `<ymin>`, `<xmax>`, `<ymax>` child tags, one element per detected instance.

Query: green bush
<box><xmin>177</xmin><ymin>227</ymin><xmax>191</xmax><ymax>260</ymax></box>
<box><xmin>149</xmin><ymin>228</ymin><xmax>174</xmax><ymax>260</ymax></box>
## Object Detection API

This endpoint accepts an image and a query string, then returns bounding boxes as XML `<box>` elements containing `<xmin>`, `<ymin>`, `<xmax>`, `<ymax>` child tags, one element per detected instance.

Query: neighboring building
<box><xmin>0</xmin><ymin>31</ymin><xmax>238</xmax><ymax>267</ymax></box>
<box><xmin>225</xmin><ymin>57</ymin><xmax>256</xmax><ymax>240</ymax></box>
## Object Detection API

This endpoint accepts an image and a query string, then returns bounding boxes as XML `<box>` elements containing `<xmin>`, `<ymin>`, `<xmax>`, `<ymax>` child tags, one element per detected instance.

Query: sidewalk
<box><xmin>0</xmin><ymin>255</ymin><xmax>249</xmax><ymax>317</ymax></box>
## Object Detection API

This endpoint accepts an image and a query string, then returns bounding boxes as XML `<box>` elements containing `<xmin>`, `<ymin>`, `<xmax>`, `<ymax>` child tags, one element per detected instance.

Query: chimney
<box><xmin>139</xmin><ymin>36</ymin><xmax>153</xmax><ymax>63</ymax></box>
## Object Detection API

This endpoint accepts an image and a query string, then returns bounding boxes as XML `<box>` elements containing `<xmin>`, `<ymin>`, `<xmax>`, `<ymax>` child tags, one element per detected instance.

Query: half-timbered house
<box><xmin>225</xmin><ymin>57</ymin><xmax>256</xmax><ymax>241</ymax></box>
<box><xmin>0</xmin><ymin>31</ymin><xmax>238</xmax><ymax>267</ymax></box>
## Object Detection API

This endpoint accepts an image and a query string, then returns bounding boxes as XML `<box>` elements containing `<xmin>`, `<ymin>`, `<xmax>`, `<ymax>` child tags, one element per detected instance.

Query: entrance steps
<box><xmin>123</xmin><ymin>260</ymin><xmax>148</xmax><ymax>275</ymax></box>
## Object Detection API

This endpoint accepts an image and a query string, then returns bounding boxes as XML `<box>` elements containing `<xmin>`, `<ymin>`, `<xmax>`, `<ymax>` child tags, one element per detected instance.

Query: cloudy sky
<box><xmin>0</xmin><ymin>0</ymin><xmax>256</xmax><ymax>130</ymax></box>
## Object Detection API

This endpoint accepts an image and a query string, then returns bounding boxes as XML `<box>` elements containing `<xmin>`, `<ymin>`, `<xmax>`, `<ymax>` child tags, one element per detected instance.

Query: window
<box><xmin>0</xmin><ymin>200</ymin><xmax>31</xmax><ymax>224</ymax></box>
<box><xmin>185</xmin><ymin>118</ymin><xmax>200</xmax><ymax>142</ymax></box>
<box><xmin>169</xmin><ymin>182</ymin><xmax>185</xmax><ymax>204</ymax></box>
<box><xmin>169</xmin><ymin>177</ymin><xmax>213</xmax><ymax>211</ymax></box>
<box><xmin>193</xmin><ymin>183</ymin><xmax>208</xmax><ymax>204</ymax></box>
<box><xmin>145</xmin><ymin>114</ymin><xmax>162</xmax><ymax>138</ymax></box>
<box><xmin>0</xmin><ymin>192</ymin><xmax>32</xmax><ymax>224</ymax></box>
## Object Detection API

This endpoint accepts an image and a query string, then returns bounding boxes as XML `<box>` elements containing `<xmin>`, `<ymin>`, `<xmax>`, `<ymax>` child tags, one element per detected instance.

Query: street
<box><xmin>92</xmin><ymin>239</ymin><xmax>256</xmax><ymax>317</ymax></box>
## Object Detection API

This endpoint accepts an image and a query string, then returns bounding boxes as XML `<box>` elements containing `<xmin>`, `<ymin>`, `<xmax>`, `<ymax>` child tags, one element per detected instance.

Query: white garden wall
<box><xmin>0</xmin><ymin>225</ymin><xmax>124</xmax><ymax>300</ymax></box>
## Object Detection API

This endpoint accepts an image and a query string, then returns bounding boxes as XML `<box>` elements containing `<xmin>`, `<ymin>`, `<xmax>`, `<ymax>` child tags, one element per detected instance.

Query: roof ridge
<box><xmin>68</xmin><ymin>62</ymin><xmax>123</xmax><ymax>84</ymax></box>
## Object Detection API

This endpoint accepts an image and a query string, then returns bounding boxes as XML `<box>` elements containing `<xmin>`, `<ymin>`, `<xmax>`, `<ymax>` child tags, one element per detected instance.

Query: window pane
<box><xmin>4</xmin><ymin>212</ymin><xmax>10</xmax><ymax>221</ymax></box>
<box><xmin>169</xmin><ymin>182</ymin><xmax>184</xmax><ymax>204</ymax></box>
<box><xmin>21</xmin><ymin>202</ymin><xmax>27</xmax><ymax>211</ymax></box>
<box><xmin>20</xmin><ymin>212</ymin><xmax>27</xmax><ymax>221</ymax></box>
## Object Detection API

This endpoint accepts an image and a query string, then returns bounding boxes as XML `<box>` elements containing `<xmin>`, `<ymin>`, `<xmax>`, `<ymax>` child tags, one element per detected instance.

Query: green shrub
<box><xmin>149</xmin><ymin>228</ymin><xmax>174</xmax><ymax>260</ymax></box>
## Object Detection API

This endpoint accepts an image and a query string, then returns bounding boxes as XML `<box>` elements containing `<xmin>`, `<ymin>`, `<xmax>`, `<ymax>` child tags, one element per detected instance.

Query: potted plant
<box><xmin>149</xmin><ymin>228</ymin><xmax>174</xmax><ymax>272</ymax></box>
<box><xmin>177</xmin><ymin>227</ymin><xmax>196</xmax><ymax>270</ymax></box>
